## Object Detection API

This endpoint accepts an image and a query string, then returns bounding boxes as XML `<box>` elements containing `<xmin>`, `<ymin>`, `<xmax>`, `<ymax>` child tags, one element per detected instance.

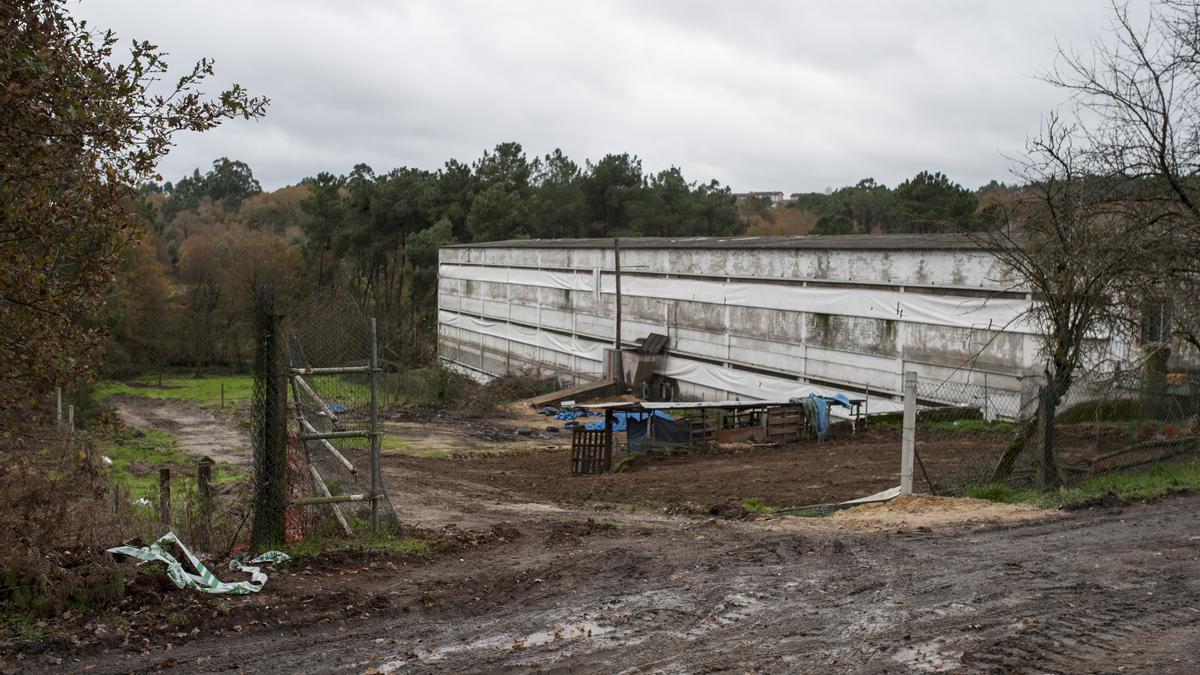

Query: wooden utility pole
<box><xmin>369</xmin><ymin>317</ymin><xmax>382</xmax><ymax>534</ymax></box>
<box><xmin>197</xmin><ymin>457</ymin><xmax>214</xmax><ymax>550</ymax></box>
<box><xmin>158</xmin><ymin>468</ymin><xmax>171</xmax><ymax>526</ymax></box>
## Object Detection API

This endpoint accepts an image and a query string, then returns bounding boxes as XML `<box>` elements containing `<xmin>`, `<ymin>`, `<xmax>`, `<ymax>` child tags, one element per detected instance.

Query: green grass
<box><xmin>98</xmin><ymin>427</ymin><xmax>247</xmax><ymax>501</ymax></box>
<box><xmin>0</xmin><ymin>611</ymin><xmax>49</xmax><ymax>643</ymax></box>
<box><xmin>920</xmin><ymin>419</ymin><xmax>1019</xmax><ymax>433</ymax></box>
<box><xmin>741</xmin><ymin>497</ymin><xmax>778</xmax><ymax>514</ymax></box>
<box><xmin>281</xmin><ymin>532</ymin><xmax>429</xmax><ymax>559</ymax></box>
<box><xmin>964</xmin><ymin>457</ymin><xmax>1200</xmax><ymax>508</ymax></box>
<box><xmin>94</xmin><ymin>375</ymin><xmax>254</xmax><ymax>410</ymax></box>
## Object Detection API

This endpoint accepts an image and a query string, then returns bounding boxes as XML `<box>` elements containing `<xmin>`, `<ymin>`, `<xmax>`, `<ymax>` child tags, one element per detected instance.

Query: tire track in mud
<box><xmin>64</xmin><ymin>495</ymin><xmax>1200</xmax><ymax>674</ymax></box>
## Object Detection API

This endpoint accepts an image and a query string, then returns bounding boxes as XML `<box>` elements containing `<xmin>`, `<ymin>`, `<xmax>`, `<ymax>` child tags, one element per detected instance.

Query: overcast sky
<box><xmin>78</xmin><ymin>0</ymin><xmax>1118</xmax><ymax>192</ymax></box>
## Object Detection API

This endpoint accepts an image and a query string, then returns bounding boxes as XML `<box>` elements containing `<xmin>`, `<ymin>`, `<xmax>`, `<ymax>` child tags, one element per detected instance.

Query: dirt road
<box><xmin>109</xmin><ymin>395</ymin><xmax>250</xmax><ymax>465</ymax></box>
<box><xmin>22</xmin><ymin>400</ymin><xmax>1193</xmax><ymax>672</ymax></box>
<box><xmin>17</xmin><ymin>485</ymin><xmax>1195</xmax><ymax>674</ymax></box>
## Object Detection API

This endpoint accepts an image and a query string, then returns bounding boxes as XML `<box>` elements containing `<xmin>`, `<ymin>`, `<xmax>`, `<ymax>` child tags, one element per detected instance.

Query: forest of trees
<box><xmin>113</xmin><ymin>144</ymin><xmax>752</xmax><ymax>372</ymax></box>
<box><xmin>114</xmin><ymin>145</ymin><xmax>1010</xmax><ymax>377</ymax></box>
<box><xmin>743</xmin><ymin>172</ymin><xmax>1007</xmax><ymax>235</ymax></box>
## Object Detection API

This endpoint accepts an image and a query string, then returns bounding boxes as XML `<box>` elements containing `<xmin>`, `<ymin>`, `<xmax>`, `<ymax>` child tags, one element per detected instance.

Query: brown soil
<box><xmin>828</xmin><ymin>494</ymin><xmax>1049</xmax><ymax>529</ymax></box>
<box><xmin>9</xmin><ymin>489</ymin><xmax>1199</xmax><ymax>673</ymax></box>
<box><xmin>14</xmin><ymin>405</ymin><xmax>1199</xmax><ymax>672</ymax></box>
<box><xmin>393</xmin><ymin>425</ymin><xmax>1009</xmax><ymax>511</ymax></box>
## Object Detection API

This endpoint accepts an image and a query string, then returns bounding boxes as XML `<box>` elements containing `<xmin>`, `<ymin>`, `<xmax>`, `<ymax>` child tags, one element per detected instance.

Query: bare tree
<box><xmin>979</xmin><ymin>117</ymin><xmax>1152</xmax><ymax>486</ymax></box>
<box><xmin>1048</xmin><ymin>0</ymin><xmax>1200</xmax><ymax>349</ymax></box>
<box><xmin>982</xmin><ymin>0</ymin><xmax>1200</xmax><ymax>485</ymax></box>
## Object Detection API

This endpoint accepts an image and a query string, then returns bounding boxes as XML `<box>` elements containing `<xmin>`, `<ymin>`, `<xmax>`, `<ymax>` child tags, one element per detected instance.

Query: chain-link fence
<box><xmin>249</xmin><ymin>289</ymin><xmax>400</xmax><ymax>549</ymax></box>
<box><xmin>907</xmin><ymin>367</ymin><xmax>1200</xmax><ymax>493</ymax></box>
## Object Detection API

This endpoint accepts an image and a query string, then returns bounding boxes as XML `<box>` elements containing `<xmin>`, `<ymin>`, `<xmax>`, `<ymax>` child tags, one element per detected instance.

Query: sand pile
<box><xmin>829</xmin><ymin>494</ymin><xmax>1050</xmax><ymax>529</ymax></box>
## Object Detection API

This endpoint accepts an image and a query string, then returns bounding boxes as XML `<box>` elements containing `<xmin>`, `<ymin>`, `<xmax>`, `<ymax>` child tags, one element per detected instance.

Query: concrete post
<box><xmin>901</xmin><ymin>371</ymin><xmax>917</xmax><ymax>495</ymax></box>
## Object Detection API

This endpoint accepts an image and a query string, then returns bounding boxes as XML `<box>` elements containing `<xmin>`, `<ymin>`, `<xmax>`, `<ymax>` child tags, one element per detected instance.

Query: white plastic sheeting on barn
<box><xmin>437</xmin><ymin>236</ymin><xmax>1041</xmax><ymax>412</ymax></box>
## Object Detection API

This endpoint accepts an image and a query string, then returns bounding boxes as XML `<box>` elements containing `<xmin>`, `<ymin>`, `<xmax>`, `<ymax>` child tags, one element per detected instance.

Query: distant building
<box><xmin>734</xmin><ymin>191</ymin><xmax>787</xmax><ymax>207</ymax></box>
<box><xmin>437</xmin><ymin>235</ymin><xmax>1036</xmax><ymax>418</ymax></box>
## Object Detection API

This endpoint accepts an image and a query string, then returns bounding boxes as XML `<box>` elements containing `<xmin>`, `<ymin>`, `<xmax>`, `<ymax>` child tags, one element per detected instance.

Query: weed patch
<box><xmin>94</xmin><ymin>376</ymin><xmax>254</xmax><ymax>410</ymax></box>
<box><xmin>964</xmin><ymin>458</ymin><xmax>1200</xmax><ymax>508</ymax></box>
<box><xmin>741</xmin><ymin>498</ymin><xmax>778</xmax><ymax>514</ymax></box>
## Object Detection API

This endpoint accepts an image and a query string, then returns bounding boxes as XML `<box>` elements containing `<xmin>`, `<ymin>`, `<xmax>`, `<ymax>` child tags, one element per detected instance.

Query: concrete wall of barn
<box><xmin>436</xmin><ymin>244</ymin><xmax>1040</xmax><ymax>408</ymax></box>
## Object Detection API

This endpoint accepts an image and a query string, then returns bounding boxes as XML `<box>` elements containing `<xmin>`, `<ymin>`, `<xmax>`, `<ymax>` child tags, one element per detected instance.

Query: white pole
<box><xmin>56</xmin><ymin>387</ymin><xmax>63</xmax><ymax>427</ymax></box>
<box><xmin>901</xmin><ymin>371</ymin><xmax>917</xmax><ymax>495</ymax></box>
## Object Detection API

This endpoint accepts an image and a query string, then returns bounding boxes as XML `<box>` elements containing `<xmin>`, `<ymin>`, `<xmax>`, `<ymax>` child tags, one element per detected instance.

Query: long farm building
<box><xmin>436</xmin><ymin>235</ymin><xmax>1041</xmax><ymax>415</ymax></box>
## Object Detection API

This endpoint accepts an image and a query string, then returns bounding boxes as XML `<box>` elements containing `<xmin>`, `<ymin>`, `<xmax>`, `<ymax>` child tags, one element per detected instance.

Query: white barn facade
<box><xmin>436</xmin><ymin>235</ymin><xmax>1042</xmax><ymax>415</ymax></box>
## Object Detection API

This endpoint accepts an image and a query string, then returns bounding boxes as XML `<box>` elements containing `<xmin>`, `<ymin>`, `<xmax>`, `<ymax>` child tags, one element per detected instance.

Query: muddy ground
<box><xmin>109</xmin><ymin>396</ymin><xmax>251</xmax><ymax>466</ymax></box>
<box><xmin>9</xmin><ymin>488</ymin><xmax>1199</xmax><ymax>673</ymax></box>
<box><xmin>9</xmin><ymin>398</ymin><xmax>1198</xmax><ymax>672</ymax></box>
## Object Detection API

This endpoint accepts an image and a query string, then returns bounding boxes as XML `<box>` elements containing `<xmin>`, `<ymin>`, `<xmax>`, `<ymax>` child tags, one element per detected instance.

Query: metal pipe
<box><xmin>288</xmin><ymin>366</ymin><xmax>371</xmax><ymax>375</ymax></box>
<box><xmin>369</xmin><ymin>317</ymin><xmax>382</xmax><ymax>534</ymax></box>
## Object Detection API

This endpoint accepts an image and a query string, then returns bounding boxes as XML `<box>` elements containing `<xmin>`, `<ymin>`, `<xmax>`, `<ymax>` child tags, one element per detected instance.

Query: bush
<box><xmin>0</xmin><ymin>453</ymin><xmax>135</xmax><ymax>616</ymax></box>
<box><xmin>1057</xmin><ymin>398</ymin><xmax>1142</xmax><ymax>424</ymax></box>
<box><xmin>391</xmin><ymin>367</ymin><xmax>556</xmax><ymax>411</ymax></box>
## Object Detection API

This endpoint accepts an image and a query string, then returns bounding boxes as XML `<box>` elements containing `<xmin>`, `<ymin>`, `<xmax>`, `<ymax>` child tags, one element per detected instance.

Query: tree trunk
<box><xmin>989</xmin><ymin>415</ymin><xmax>1038</xmax><ymax>482</ymax></box>
<box><xmin>1040</xmin><ymin>385</ymin><xmax>1061</xmax><ymax>488</ymax></box>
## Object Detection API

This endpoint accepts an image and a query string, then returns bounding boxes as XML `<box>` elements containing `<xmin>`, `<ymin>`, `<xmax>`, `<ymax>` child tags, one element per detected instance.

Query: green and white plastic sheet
<box><xmin>108</xmin><ymin>532</ymin><xmax>290</xmax><ymax>595</ymax></box>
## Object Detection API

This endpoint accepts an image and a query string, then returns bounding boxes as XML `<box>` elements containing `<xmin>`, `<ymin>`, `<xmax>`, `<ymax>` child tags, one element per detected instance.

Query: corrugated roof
<box><xmin>446</xmin><ymin>233</ymin><xmax>990</xmax><ymax>252</ymax></box>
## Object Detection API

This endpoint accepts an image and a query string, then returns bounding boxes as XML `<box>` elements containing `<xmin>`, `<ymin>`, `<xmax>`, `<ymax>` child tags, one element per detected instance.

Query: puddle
<box><xmin>375</xmin><ymin>620</ymin><xmax>617</xmax><ymax>671</ymax></box>
<box><xmin>892</xmin><ymin>640</ymin><xmax>962</xmax><ymax>672</ymax></box>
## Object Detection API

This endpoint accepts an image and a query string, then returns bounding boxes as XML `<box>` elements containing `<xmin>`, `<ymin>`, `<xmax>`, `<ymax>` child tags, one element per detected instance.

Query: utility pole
<box><xmin>612</xmin><ymin>238</ymin><xmax>625</xmax><ymax>389</ymax></box>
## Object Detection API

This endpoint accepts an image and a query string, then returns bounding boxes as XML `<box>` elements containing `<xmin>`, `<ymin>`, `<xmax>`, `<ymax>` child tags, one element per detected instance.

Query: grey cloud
<box><xmin>79</xmin><ymin>0</ymin><xmax>1115</xmax><ymax>191</ymax></box>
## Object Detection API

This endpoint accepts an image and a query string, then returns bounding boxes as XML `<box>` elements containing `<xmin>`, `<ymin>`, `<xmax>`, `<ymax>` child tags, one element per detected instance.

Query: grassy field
<box><xmin>94</xmin><ymin>375</ymin><xmax>254</xmax><ymax>409</ymax></box>
<box><xmin>98</xmin><ymin>427</ymin><xmax>247</xmax><ymax>501</ymax></box>
<box><xmin>965</xmin><ymin>457</ymin><xmax>1200</xmax><ymax>508</ymax></box>
<box><xmin>94</xmin><ymin>374</ymin><xmax>377</xmax><ymax>411</ymax></box>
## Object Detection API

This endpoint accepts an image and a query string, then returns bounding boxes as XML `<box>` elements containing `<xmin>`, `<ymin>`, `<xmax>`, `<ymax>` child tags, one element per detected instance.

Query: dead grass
<box><xmin>0</xmin><ymin>445</ymin><xmax>135</xmax><ymax>616</ymax></box>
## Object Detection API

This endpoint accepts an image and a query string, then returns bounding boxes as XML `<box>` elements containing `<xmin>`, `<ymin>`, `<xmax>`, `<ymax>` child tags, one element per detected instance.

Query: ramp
<box><xmin>525</xmin><ymin>378</ymin><xmax>618</xmax><ymax>408</ymax></box>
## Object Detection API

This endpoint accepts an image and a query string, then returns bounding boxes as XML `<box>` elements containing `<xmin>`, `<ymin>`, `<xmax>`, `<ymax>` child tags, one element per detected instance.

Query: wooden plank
<box><xmin>307</xmin><ymin>465</ymin><xmax>353</xmax><ymax>535</ymax></box>
<box><xmin>526</xmin><ymin>378</ymin><xmax>617</xmax><ymax>408</ymax></box>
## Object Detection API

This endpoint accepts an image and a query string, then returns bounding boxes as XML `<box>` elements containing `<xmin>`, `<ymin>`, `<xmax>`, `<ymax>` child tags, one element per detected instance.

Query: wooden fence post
<box><xmin>159</xmin><ymin>467</ymin><xmax>171</xmax><ymax>527</ymax></box>
<box><xmin>197</xmin><ymin>457</ymin><xmax>215</xmax><ymax>550</ymax></box>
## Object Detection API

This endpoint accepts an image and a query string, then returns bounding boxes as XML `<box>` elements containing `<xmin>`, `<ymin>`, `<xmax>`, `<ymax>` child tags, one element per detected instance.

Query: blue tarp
<box><xmin>789</xmin><ymin>393</ymin><xmax>852</xmax><ymax>441</ymax></box>
<box><xmin>554</xmin><ymin>409</ymin><xmax>597</xmax><ymax>421</ymax></box>
<box><xmin>584</xmin><ymin>410</ymin><xmax>675</xmax><ymax>432</ymax></box>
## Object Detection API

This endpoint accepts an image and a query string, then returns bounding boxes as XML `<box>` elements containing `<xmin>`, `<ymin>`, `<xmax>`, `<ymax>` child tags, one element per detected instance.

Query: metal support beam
<box><xmin>288</xmin><ymin>366</ymin><xmax>371</xmax><ymax>376</ymax></box>
<box><xmin>299</xmin><ymin>418</ymin><xmax>358</xmax><ymax>474</ymax></box>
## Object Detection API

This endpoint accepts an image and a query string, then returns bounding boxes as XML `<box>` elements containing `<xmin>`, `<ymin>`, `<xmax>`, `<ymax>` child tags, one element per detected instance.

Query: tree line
<box><xmin>115</xmin><ymin>144</ymin><xmax>744</xmax><ymax>372</ymax></box>
<box><xmin>744</xmin><ymin>172</ymin><xmax>1008</xmax><ymax>235</ymax></box>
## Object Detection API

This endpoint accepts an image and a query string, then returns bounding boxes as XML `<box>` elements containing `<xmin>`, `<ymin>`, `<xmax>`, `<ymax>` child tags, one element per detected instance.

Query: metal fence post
<box><xmin>369</xmin><ymin>317</ymin><xmax>382</xmax><ymax>534</ymax></box>
<box><xmin>901</xmin><ymin>371</ymin><xmax>917</xmax><ymax>495</ymax></box>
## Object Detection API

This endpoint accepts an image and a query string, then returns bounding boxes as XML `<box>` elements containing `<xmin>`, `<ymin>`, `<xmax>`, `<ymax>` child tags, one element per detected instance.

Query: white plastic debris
<box><xmin>108</xmin><ymin>532</ymin><xmax>290</xmax><ymax>595</ymax></box>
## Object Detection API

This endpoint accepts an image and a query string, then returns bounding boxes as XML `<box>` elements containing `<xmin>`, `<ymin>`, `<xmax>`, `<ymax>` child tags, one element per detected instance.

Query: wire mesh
<box><xmin>287</xmin><ymin>294</ymin><xmax>399</xmax><ymax>535</ymax></box>
<box><xmin>249</xmin><ymin>289</ymin><xmax>400</xmax><ymax>544</ymax></box>
<box><xmin>910</xmin><ymin>367</ymin><xmax>1200</xmax><ymax>493</ymax></box>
